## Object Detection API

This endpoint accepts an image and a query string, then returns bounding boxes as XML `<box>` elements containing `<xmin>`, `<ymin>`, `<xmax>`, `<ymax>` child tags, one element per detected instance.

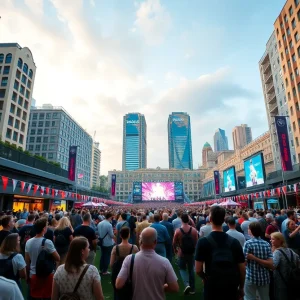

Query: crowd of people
<box><xmin>0</xmin><ymin>203</ymin><xmax>299</xmax><ymax>300</ymax></box>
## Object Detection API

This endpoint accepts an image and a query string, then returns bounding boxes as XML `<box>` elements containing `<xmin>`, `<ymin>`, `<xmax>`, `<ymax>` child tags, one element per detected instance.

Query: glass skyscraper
<box><xmin>168</xmin><ymin>112</ymin><xmax>193</xmax><ymax>169</ymax></box>
<box><xmin>122</xmin><ymin>113</ymin><xmax>147</xmax><ymax>171</ymax></box>
<box><xmin>213</xmin><ymin>128</ymin><xmax>229</xmax><ymax>152</ymax></box>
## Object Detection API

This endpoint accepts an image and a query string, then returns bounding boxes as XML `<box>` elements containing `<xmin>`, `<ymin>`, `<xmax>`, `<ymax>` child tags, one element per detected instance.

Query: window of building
<box><xmin>32</xmin><ymin>113</ymin><xmax>37</xmax><ymax>120</ymax></box>
<box><xmin>287</xmin><ymin>27</ymin><xmax>291</xmax><ymax>35</ymax></box>
<box><xmin>291</xmin><ymin>73</ymin><xmax>295</xmax><ymax>81</ymax></box>
<box><xmin>52</xmin><ymin>121</ymin><xmax>56</xmax><ymax>126</ymax></box>
<box><xmin>17</xmin><ymin>58</ymin><xmax>23</xmax><ymax>69</ymax></box>
<box><xmin>25</xmin><ymin>90</ymin><xmax>30</xmax><ymax>99</ymax></box>
<box><xmin>30</xmin><ymin>129</ymin><xmax>35</xmax><ymax>135</ymax></box>
<box><xmin>41</xmin><ymin>153</ymin><xmax>46</xmax><ymax>158</ymax></box>
<box><xmin>35</xmin><ymin>145</ymin><xmax>40</xmax><ymax>151</ymax></box>
<box><xmin>28</xmin><ymin>145</ymin><xmax>33</xmax><ymax>151</ymax></box>
<box><xmin>277</xmin><ymin>28</ymin><xmax>279</xmax><ymax>35</ymax></box>
<box><xmin>24</xmin><ymin>100</ymin><xmax>28</xmax><ymax>110</ymax></box>
<box><xmin>285</xmin><ymin>14</ymin><xmax>288</xmax><ymax>22</ymax></box>
<box><xmin>3</xmin><ymin>66</ymin><xmax>10</xmax><ymax>75</ymax></box>
<box><xmin>296</xmin><ymin>68</ymin><xmax>300</xmax><ymax>76</ymax></box>
<box><xmin>46</xmin><ymin>113</ymin><xmax>51</xmax><ymax>119</ymax></box>
<box><xmin>45</xmin><ymin>121</ymin><xmax>50</xmax><ymax>127</ymax></box>
<box><xmin>43</xmin><ymin>136</ymin><xmax>48</xmax><ymax>143</ymax></box>
<box><xmin>51</xmin><ymin>128</ymin><xmax>57</xmax><ymax>134</ymax></box>
<box><xmin>293</xmin><ymin>86</ymin><xmax>297</xmax><ymax>96</ymax></box>
<box><xmin>39</xmin><ymin>113</ymin><xmax>45</xmax><ymax>120</ymax></box>
<box><xmin>50</xmin><ymin>136</ymin><xmax>55</xmax><ymax>142</ymax></box>
<box><xmin>44</xmin><ymin>128</ymin><xmax>49</xmax><ymax>134</ymax></box>
<box><xmin>16</xmin><ymin>108</ymin><xmax>21</xmax><ymax>118</ymax></box>
<box><xmin>27</xmin><ymin>80</ymin><xmax>31</xmax><ymax>89</ymax></box>
<box><xmin>49</xmin><ymin>144</ymin><xmax>55</xmax><ymax>150</ymax></box>
<box><xmin>0</xmin><ymin>54</ymin><xmax>4</xmax><ymax>63</ymax></box>
<box><xmin>8</xmin><ymin>116</ymin><xmax>13</xmax><ymax>126</ymax></box>
<box><xmin>285</xmin><ymin>47</ymin><xmax>289</xmax><ymax>55</ymax></box>
<box><xmin>5</xmin><ymin>53</ymin><xmax>12</xmax><ymax>64</ymax></box>
<box><xmin>14</xmin><ymin>119</ymin><xmax>19</xmax><ymax>129</ymax></box>
<box><xmin>32</xmin><ymin>121</ymin><xmax>36</xmax><ymax>127</ymax></box>
<box><xmin>29</xmin><ymin>69</ymin><xmax>33</xmax><ymax>79</ymax></box>
<box><xmin>290</xmin><ymin>40</ymin><xmax>294</xmax><ymax>49</ymax></box>
<box><xmin>292</xmin><ymin>53</ymin><xmax>296</xmax><ymax>62</ymax></box>
<box><xmin>1</xmin><ymin>77</ymin><xmax>8</xmax><ymax>87</ymax></box>
<box><xmin>10</xmin><ymin>103</ymin><xmax>15</xmax><ymax>114</ymax></box>
<box><xmin>292</xmin><ymin>18</ymin><xmax>297</xmax><ymax>29</ymax></box>
<box><xmin>12</xmin><ymin>131</ymin><xmax>18</xmax><ymax>142</ymax></box>
<box><xmin>281</xmin><ymin>52</ymin><xmax>284</xmax><ymax>60</ymax></box>
<box><xmin>37</xmin><ymin>129</ymin><xmax>42</xmax><ymax>135</ymax></box>
<box><xmin>293</xmin><ymin>121</ymin><xmax>296</xmax><ymax>131</ymax></box>
<box><xmin>6</xmin><ymin>128</ymin><xmax>12</xmax><ymax>139</ymax></box>
<box><xmin>291</xmin><ymin>106</ymin><xmax>294</xmax><ymax>115</ymax></box>
<box><xmin>23</xmin><ymin>63</ymin><xmax>28</xmax><ymax>75</ymax></box>
<box><xmin>53</xmin><ymin>113</ymin><xmax>58</xmax><ymax>119</ymax></box>
<box><xmin>22</xmin><ymin>111</ymin><xmax>26</xmax><ymax>122</ymax></box>
<box><xmin>42</xmin><ymin>144</ymin><xmax>47</xmax><ymax>151</ymax></box>
<box><xmin>19</xmin><ymin>85</ymin><xmax>25</xmax><ymax>95</ymax></box>
<box><xmin>283</xmin><ymin>34</ymin><xmax>287</xmax><ymax>41</ymax></box>
<box><xmin>288</xmin><ymin>59</ymin><xmax>292</xmax><ymax>68</ymax></box>
<box><xmin>38</xmin><ymin>121</ymin><xmax>43</xmax><ymax>127</ymax></box>
<box><xmin>290</xmin><ymin>6</ymin><xmax>294</xmax><ymax>16</ymax></box>
<box><xmin>36</xmin><ymin>137</ymin><xmax>41</xmax><ymax>143</ymax></box>
<box><xmin>0</xmin><ymin>89</ymin><xmax>5</xmax><ymax>99</ymax></box>
<box><xmin>296</xmin><ymin>102</ymin><xmax>300</xmax><ymax>110</ymax></box>
<box><xmin>48</xmin><ymin>153</ymin><xmax>53</xmax><ymax>159</ymax></box>
<box><xmin>296</xmin><ymin>137</ymin><xmax>299</xmax><ymax>146</ymax></box>
<box><xmin>296</xmin><ymin>0</ymin><xmax>300</xmax><ymax>7</ymax></box>
<box><xmin>18</xmin><ymin>96</ymin><xmax>23</xmax><ymax>107</ymax></box>
<box><xmin>21</xmin><ymin>74</ymin><xmax>26</xmax><ymax>85</ymax></box>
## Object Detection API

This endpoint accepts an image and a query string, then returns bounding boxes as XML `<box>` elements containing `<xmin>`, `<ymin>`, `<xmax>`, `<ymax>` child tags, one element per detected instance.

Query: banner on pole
<box><xmin>68</xmin><ymin>146</ymin><xmax>78</xmax><ymax>181</ymax></box>
<box><xmin>213</xmin><ymin>171</ymin><xmax>220</xmax><ymax>195</ymax></box>
<box><xmin>111</xmin><ymin>174</ymin><xmax>116</xmax><ymax>196</ymax></box>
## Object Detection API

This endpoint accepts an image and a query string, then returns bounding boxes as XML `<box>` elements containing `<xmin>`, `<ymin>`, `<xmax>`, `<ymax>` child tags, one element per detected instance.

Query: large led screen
<box><xmin>244</xmin><ymin>153</ymin><xmax>265</xmax><ymax>188</ymax></box>
<box><xmin>223</xmin><ymin>167</ymin><xmax>236</xmax><ymax>192</ymax></box>
<box><xmin>142</xmin><ymin>182</ymin><xmax>175</xmax><ymax>201</ymax></box>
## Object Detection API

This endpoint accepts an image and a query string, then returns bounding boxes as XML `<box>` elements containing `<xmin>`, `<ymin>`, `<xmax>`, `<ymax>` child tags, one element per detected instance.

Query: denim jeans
<box><xmin>100</xmin><ymin>245</ymin><xmax>113</xmax><ymax>273</ymax></box>
<box><xmin>178</xmin><ymin>254</ymin><xmax>195</xmax><ymax>291</ymax></box>
<box><xmin>244</xmin><ymin>280</ymin><xmax>269</xmax><ymax>300</ymax></box>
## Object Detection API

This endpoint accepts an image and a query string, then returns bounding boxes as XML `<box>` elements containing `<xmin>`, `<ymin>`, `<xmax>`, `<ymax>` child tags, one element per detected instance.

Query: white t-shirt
<box><xmin>200</xmin><ymin>224</ymin><xmax>212</xmax><ymax>237</ymax></box>
<box><xmin>226</xmin><ymin>229</ymin><xmax>246</xmax><ymax>247</ymax></box>
<box><xmin>0</xmin><ymin>276</ymin><xmax>24</xmax><ymax>300</ymax></box>
<box><xmin>25</xmin><ymin>237</ymin><xmax>56</xmax><ymax>277</ymax></box>
<box><xmin>0</xmin><ymin>253</ymin><xmax>26</xmax><ymax>276</ymax></box>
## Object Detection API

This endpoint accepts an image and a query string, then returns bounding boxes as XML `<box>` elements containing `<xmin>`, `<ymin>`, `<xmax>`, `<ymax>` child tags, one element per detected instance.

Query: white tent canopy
<box><xmin>219</xmin><ymin>199</ymin><xmax>241</xmax><ymax>206</ymax></box>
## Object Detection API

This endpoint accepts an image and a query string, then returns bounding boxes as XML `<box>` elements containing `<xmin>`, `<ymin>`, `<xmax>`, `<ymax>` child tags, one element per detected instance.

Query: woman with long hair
<box><xmin>271</xmin><ymin>232</ymin><xmax>300</xmax><ymax>300</ymax></box>
<box><xmin>52</xmin><ymin>237</ymin><xmax>104</xmax><ymax>300</ymax></box>
<box><xmin>283</xmin><ymin>219</ymin><xmax>300</xmax><ymax>255</ymax></box>
<box><xmin>0</xmin><ymin>233</ymin><xmax>26</xmax><ymax>289</ymax></box>
<box><xmin>54</xmin><ymin>217</ymin><xmax>73</xmax><ymax>265</ymax></box>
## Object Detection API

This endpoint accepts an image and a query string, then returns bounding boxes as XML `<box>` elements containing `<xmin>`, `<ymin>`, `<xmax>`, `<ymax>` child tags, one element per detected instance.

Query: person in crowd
<box><xmin>173</xmin><ymin>213</ymin><xmax>198</xmax><ymax>295</ymax></box>
<box><xmin>70</xmin><ymin>209</ymin><xmax>82</xmax><ymax>229</ymax></box>
<box><xmin>73</xmin><ymin>213</ymin><xmax>97</xmax><ymax>265</ymax></box>
<box><xmin>172</xmin><ymin>210</ymin><xmax>182</xmax><ymax>231</ymax></box>
<box><xmin>127</xmin><ymin>212</ymin><xmax>137</xmax><ymax>244</ymax></box>
<box><xmin>52</xmin><ymin>237</ymin><xmax>104</xmax><ymax>300</ymax></box>
<box><xmin>116</xmin><ymin>227</ymin><xmax>179</xmax><ymax>300</ymax></box>
<box><xmin>226</xmin><ymin>216</ymin><xmax>246</xmax><ymax>247</ymax></box>
<box><xmin>275</xmin><ymin>209</ymin><xmax>287</xmax><ymax>229</ymax></box>
<box><xmin>0</xmin><ymin>233</ymin><xmax>26</xmax><ymax>289</ymax></box>
<box><xmin>20</xmin><ymin>209</ymin><xmax>29</xmax><ymax>220</ymax></box>
<box><xmin>271</xmin><ymin>232</ymin><xmax>300</xmax><ymax>300</ymax></box>
<box><xmin>18</xmin><ymin>214</ymin><xmax>35</xmax><ymax>254</ymax></box>
<box><xmin>160</xmin><ymin>212</ymin><xmax>174</xmax><ymax>263</ymax></box>
<box><xmin>25</xmin><ymin>217</ymin><xmax>60</xmax><ymax>300</ymax></box>
<box><xmin>0</xmin><ymin>215</ymin><xmax>15</xmax><ymax>246</ymax></box>
<box><xmin>136</xmin><ymin>214</ymin><xmax>150</xmax><ymax>242</ymax></box>
<box><xmin>281</xmin><ymin>210</ymin><xmax>295</xmax><ymax>233</ymax></box>
<box><xmin>243</xmin><ymin>222</ymin><xmax>273</xmax><ymax>300</ymax></box>
<box><xmin>241</xmin><ymin>213</ymin><xmax>252</xmax><ymax>241</ymax></box>
<box><xmin>257</xmin><ymin>211</ymin><xmax>269</xmax><ymax>240</ymax></box>
<box><xmin>54</xmin><ymin>217</ymin><xmax>73</xmax><ymax>265</ymax></box>
<box><xmin>0</xmin><ymin>276</ymin><xmax>24</xmax><ymax>300</ymax></box>
<box><xmin>110</xmin><ymin>227</ymin><xmax>139</xmax><ymax>300</ymax></box>
<box><xmin>48</xmin><ymin>218</ymin><xmax>58</xmax><ymax>233</ymax></box>
<box><xmin>283</xmin><ymin>219</ymin><xmax>300</xmax><ymax>255</ymax></box>
<box><xmin>265</xmin><ymin>213</ymin><xmax>279</xmax><ymax>242</ymax></box>
<box><xmin>248</xmin><ymin>211</ymin><xmax>257</xmax><ymax>223</ymax></box>
<box><xmin>115</xmin><ymin>213</ymin><xmax>129</xmax><ymax>244</ymax></box>
<box><xmin>97</xmin><ymin>212</ymin><xmax>115</xmax><ymax>275</ymax></box>
<box><xmin>199</xmin><ymin>217</ymin><xmax>212</xmax><ymax>238</ymax></box>
<box><xmin>150</xmin><ymin>214</ymin><xmax>170</xmax><ymax>257</ymax></box>
<box><xmin>195</xmin><ymin>206</ymin><xmax>245</xmax><ymax>300</ymax></box>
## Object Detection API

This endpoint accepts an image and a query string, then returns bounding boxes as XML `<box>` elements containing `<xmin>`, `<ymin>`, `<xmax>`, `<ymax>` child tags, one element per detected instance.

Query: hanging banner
<box><xmin>275</xmin><ymin>116</ymin><xmax>293</xmax><ymax>171</ymax></box>
<box><xmin>20</xmin><ymin>181</ymin><xmax>25</xmax><ymax>192</ymax></box>
<box><xmin>12</xmin><ymin>179</ymin><xmax>18</xmax><ymax>192</ymax></box>
<box><xmin>33</xmin><ymin>185</ymin><xmax>39</xmax><ymax>195</ymax></box>
<box><xmin>111</xmin><ymin>174</ymin><xmax>116</xmax><ymax>196</ymax></box>
<box><xmin>40</xmin><ymin>186</ymin><xmax>45</xmax><ymax>196</ymax></box>
<box><xmin>68</xmin><ymin>146</ymin><xmax>78</xmax><ymax>181</ymax></box>
<box><xmin>27</xmin><ymin>183</ymin><xmax>32</xmax><ymax>194</ymax></box>
<box><xmin>213</xmin><ymin>171</ymin><xmax>220</xmax><ymax>195</ymax></box>
<box><xmin>45</xmin><ymin>187</ymin><xmax>50</xmax><ymax>195</ymax></box>
<box><xmin>2</xmin><ymin>176</ymin><xmax>8</xmax><ymax>191</ymax></box>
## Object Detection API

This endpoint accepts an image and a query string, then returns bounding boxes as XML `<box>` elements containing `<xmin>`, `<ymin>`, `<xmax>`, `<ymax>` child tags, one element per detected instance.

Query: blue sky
<box><xmin>2</xmin><ymin>0</ymin><xmax>286</xmax><ymax>173</ymax></box>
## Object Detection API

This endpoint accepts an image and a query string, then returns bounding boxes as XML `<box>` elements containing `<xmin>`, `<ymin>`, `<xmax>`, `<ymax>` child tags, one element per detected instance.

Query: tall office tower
<box><xmin>0</xmin><ymin>43</ymin><xmax>36</xmax><ymax>149</ymax></box>
<box><xmin>259</xmin><ymin>31</ymin><xmax>296</xmax><ymax>170</ymax></box>
<box><xmin>27</xmin><ymin>104</ymin><xmax>93</xmax><ymax>188</ymax></box>
<box><xmin>122</xmin><ymin>113</ymin><xmax>147</xmax><ymax>171</ymax></box>
<box><xmin>232</xmin><ymin>124</ymin><xmax>253</xmax><ymax>150</ymax></box>
<box><xmin>168</xmin><ymin>112</ymin><xmax>193</xmax><ymax>169</ymax></box>
<box><xmin>90</xmin><ymin>141</ymin><xmax>101</xmax><ymax>188</ymax></box>
<box><xmin>274</xmin><ymin>1</ymin><xmax>300</xmax><ymax>163</ymax></box>
<box><xmin>202</xmin><ymin>142</ymin><xmax>213</xmax><ymax>168</ymax></box>
<box><xmin>213</xmin><ymin>128</ymin><xmax>229</xmax><ymax>152</ymax></box>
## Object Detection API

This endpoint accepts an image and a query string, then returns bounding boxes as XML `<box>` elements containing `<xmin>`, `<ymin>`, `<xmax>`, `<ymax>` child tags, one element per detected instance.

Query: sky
<box><xmin>1</xmin><ymin>0</ymin><xmax>286</xmax><ymax>174</ymax></box>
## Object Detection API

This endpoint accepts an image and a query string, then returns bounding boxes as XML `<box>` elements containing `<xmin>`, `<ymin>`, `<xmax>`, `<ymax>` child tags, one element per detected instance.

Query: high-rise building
<box><xmin>122</xmin><ymin>113</ymin><xmax>147</xmax><ymax>171</ymax></box>
<box><xmin>232</xmin><ymin>124</ymin><xmax>253</xmax><ymax>150</ymax></box>
<box><xmin>202</xmin><ymin>142</ymin><xmax>213</xmax><ymax>168</ymax></box>
<box><xmin>274</xmin><ymin>1</ymin><xmax>300</xmax><ymax>163</ymax></box>
<box><xmin>0</xmin><ymin>43</ymin><xmax>36</xmax><ymax>149</ymax></box>
<box><xmin>168</xmin><ymin>112</ymin><xmax>193</xmax><ymax>169</ymax></box>
<box><xmin>90</xmin><ymin>142</ymin><xmax>101</xmax><ymax>188</ymax></box>
<box><xmin>26</xmin><ymin>104</ymin><xmax>93</xmax><ymax>188</ymax></box>
<box><xmin>213</xmin><ymin>128</ymin><xmax>229</xmax><ymax>152</ymax></box>
<box><xmin>259</xmin><ymin>31</ymin><xmax>296</xmax><ymax>170</ymax></box>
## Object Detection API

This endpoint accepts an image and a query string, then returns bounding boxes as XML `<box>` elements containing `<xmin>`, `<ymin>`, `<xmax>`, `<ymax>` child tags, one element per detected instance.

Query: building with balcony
<box><xmin>0</xmin><ymin>43</ymin><xmax>36</xmax><ymax>149</ymax></box>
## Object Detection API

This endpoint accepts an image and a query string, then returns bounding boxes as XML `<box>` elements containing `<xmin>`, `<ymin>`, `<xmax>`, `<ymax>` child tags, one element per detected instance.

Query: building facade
<box><xmin>259</xmin><ymin>31</ymin><xmax>296</xmax><ymax>170</ymax></box>
<box><xmin>90</xmin><ymin>142</ymin><xmax>101</xmax><ymax>188</ymax></box>
<box><xmin>213</xmin><ymin>128</ymin><xmax>229</xmax><ymax>152</ymax></box>
<box><xmin>274</xmin><ymin>0</ymin><xmax>300</xmax><ymax>163</ymax></box>
<box><xmin>0</xmin><ymin>43</ymin><xmax>36</xmax><ymax>149</ymax></box>
<box><xmin>122</xmin><ymin>113</ymin><xmax>147</xmax><ymax>171</ymax></box>
<box><xmin>108</xmin><ymin>168</ymin><xmax>206</xmax><ymax>202</ymax></box>
<box><xmin>168</xmin><ymin>112</ymin><xmax>193</xmax><ymax>169</ymax></box>
<box><xmin>202</xmin><ymin>142</ymin><xmax>213</xmax><ymax>168</ymax></box>
<box><xmin>232</xmin><ymin>124</ymin><xmax>253</xmax><ymax>150</ymax></box>
<box><xmin>26</xmin><ymin>104</ymin><xmax>93</xmax><ymax>189</ymax></box>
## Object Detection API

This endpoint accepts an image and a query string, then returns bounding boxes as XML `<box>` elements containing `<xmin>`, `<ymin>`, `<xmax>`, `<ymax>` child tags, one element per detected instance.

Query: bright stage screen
<box><xmin>223</xmin><ymin>167</ymin><xmax>236</xmax><ymax>192</ymax></box>
<box><xmin>244</xmin><ymin>153</ymin><xmax>265</xmax><ymax>188</ymax></box>
<box><xmin>142</xmin><ymin>182</ymin><xmax>175</xmax><ymax>201</ymax></box>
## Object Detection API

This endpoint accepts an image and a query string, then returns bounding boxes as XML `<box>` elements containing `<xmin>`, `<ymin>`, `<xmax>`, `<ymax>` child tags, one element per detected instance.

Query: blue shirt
<box><xmin>160</xmin><ymin>221</ymin><xmax>174</xmax><ymax>240</ymax></box>
<box><xmin>97</xmin><ymin>220</ymin><xmax>115</xmax><ymax>247</ymax></box>
<box><xmin>243</xmin><ymin>237</ymin><xmax>273</xmax><ymax>286</ymax></box>
<box><xmin>150</xmin><ymin>222</ymin><xmax>170</xmax><ymax>244</ymax></box>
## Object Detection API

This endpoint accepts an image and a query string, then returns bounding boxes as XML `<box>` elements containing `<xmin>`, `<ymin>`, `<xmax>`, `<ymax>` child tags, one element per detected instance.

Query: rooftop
<box><xmin>203</xmin><ymin>142</ymin><xmax>212</xmax><ymax>149</ymax></box>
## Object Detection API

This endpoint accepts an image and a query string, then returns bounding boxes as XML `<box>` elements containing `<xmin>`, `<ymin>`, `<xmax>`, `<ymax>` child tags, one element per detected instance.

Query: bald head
<box><xmin>162</xmin><ymin>213</ymin><xmax>169</xmax><ymax>221</ymax></box>
<box><xmin>140</xmin><ymin>227</ymin><xmax>157</xmax><ymax>248</ymax></box>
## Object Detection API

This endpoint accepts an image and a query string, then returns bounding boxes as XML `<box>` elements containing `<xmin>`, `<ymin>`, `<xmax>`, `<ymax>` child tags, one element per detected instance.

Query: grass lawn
<box><xmin>22</xmin><ymin>250</ymin><xmax>203</xmax><ymax>299</ymax></box>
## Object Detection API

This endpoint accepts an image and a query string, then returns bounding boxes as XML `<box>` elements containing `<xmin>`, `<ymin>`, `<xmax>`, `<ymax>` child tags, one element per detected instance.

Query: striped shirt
<box><xmin>243</xmin><ymin>237</ymin><xmax>273</xmax><ymax>286</ymax></box>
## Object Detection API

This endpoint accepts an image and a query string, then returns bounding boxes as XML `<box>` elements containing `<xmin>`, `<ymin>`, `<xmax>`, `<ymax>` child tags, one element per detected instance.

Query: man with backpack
<box><xmin>173</xmin><ymin>213</ymin><xmax>198</xmax><ymax>295</ymax></box>
<box><xmin>195</xmin><ymin>206</ymin><xmax>246</xmax><ymax>300</ymax></box>
<box><xmin>25</xmin><ymin>217</ymin><xmax>60</xmax><ymax>300</ymax></box>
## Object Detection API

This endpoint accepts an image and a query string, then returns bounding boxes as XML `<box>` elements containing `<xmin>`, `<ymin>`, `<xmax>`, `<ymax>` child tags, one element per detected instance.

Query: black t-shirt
<box><xmin>54</xmin><ymin>227</ymin><xmax>72</xmax><ymax>253</ymax></box>
<box><xmin>73</xmin><ymin>225</ymin><xmax>96</xmax><ymax>250</ymax></box>
<box><xmin>195</xmin><ymin>231</ymin><xmax>245</xmax><ymax>276</ymax></box>
<box><xmin>0</xmin><ymin>230</ymin><xmax>11</xmax><ymax>246</ymax></box>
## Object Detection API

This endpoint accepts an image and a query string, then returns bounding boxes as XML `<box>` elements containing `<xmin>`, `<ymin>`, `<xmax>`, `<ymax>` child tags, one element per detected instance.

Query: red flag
<box><xmin>33</xmin><ymin>185</ymin><xmax>39</xmax><ymax>195</ymax></box>
<box><xmin>20</xmin><ymin>181</ymin><xmax>26</xmax><ymax>192</ymax></box>
<box><xmin>282</xmin><ymin>186</ymin><xmax>287</xmax><ymax>194</ymax></box>
<box><xmin>52</xmin><ymin>189</ymin><xmax>55</xmax><ymax>198</ymax></box>
<box><xmin>45</xmin><ymin>187</ymin><xmax>50</xmax><ymax>195</ymax></box>
<box><xmin>2</xmin><ymin>176</ymin><xmax>8</xmax><ymax>191</ymax></box>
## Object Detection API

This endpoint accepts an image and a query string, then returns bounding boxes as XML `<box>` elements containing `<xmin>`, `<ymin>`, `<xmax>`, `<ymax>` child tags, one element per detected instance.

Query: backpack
<box><xmin>180</xmin><ymin>227</ymin><xmax>195</xmax><ymax>255</ymax></box>
<box><xmin>20</xmin><ymin>226</ymin><xmax>34</xmax><ymax>251</ymax></box>
<box><xmin>36</xmin><ymin>238</ymin><xmax>55</xmax><ymax>278</ymax></box>
<box><xmin>0</xmin><ymin>253</ymin><xmax>19</xmax><ymax>282</ymax></box>
<box><xmin>111</xmin><ymin>245</ymin><xmax>134</xmax><ymax>288</ymax></box>
<box><xmin>205</xmin><ymin>235</ymin><xmax>239</xmax><ymax>286</ymax></box>
<box><xmin>277</xmin><ymin>249</ymin><xmax>300</xmax><ymax>298</ymax></box>
<box><xmin>55</xmin><ymin>231</ymin><xmax>69</xmax><ymax>248</ymax></box>
<box><xmin>59</xmin><ymin>265</ymin><xmax>90</xmax><ymax>300</ymax></box>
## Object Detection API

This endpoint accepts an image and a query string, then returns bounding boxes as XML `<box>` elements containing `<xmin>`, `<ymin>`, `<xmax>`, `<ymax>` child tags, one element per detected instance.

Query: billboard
<box><xmin>68</xmin><ymin>146</ymin><xmax>77</xmax><ymax>181</ymax></box>
<box><xmin>126</xmin><ymin>113</ymin><xmax>140</xmax><ymax>135</ymax></box>
<box><xmin>132</xmin><ymin>182</ymin><xmax>142</xmax><ymax>201</ymax></box>
<box><xmin>214</xmin><ymin>171</ymin><xmax>220</xmax><ymax>195</ymax></box>
<box><xmin>223</xmin><ymin>167</ymin><xmax>237</xmax><ymax>192</ymax></box>
<box><xmin>111</xmin><ymin>174</ymin><xmax>116</xmax><ymax>196</ymax></box>
<box><xmin>244</xmin><ymin>153</ymin><xmax>265</xmax><ymax>188</ymax></box>
<box><xmin>142</xmin><ymin>182</ymin><xmax>175</xmax><ymax>201</ymax></box>
<box><xmin>174</xmin><ymin>181</ymin><xmax>183</xmax><ymax>201</ymax></box>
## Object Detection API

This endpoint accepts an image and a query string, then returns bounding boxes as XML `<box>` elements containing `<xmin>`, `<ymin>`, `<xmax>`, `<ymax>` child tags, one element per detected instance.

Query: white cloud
<box><xmin>134</xmin><ymin>0</ymin><xmax>171</xmax><ymax>45</ymax></box>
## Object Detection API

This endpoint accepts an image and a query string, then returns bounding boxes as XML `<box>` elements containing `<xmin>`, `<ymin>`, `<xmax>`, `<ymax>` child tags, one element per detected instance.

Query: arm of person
<box><xmin>164</xmin><ymin>281</ymin><xmax>179</xmax><ymax>293</ymax></box>
<box><xmin>109</xmin><ymin>224</ymin><xmax>115</xmax><ymax>239</ymax></box>
<box><xmin>25</xmin><ymin>252</ymin><xmax>30</xmax><ymax>268</ymax></box>
<box><xmin>93</xmin><ymin>280</ymin><xmax>104</xmax><ymax>300</ymax></box>
<box><xmin>195</xmin><ymin>261</ymin><xmax>204</xmax><ymax>278</ymax></box>
<box><xmin>164</xmin><ymin>260</ymin><xmax>179</xmax><ymax>293</ymax></box>
<box><xmin>172</xmin><ymin>229</ymin><xmax>179</xmax><ymax>252</ymax></box>
<box><xmin>289</xmin><ymin>225</ymin><xmax>300</xmax><ymax>238</ymax></box>
<box><xmin>238</xmin><ymin>262</ymin><xmax>246</xmax><ymax>290</ymax></box>
<box><xmin>19</xmin><ymin>267</ymin><xmax>26</xmax><ymax>280</ymax></box>
<box><xmin>15</xmin><ymin>254</ymin><xmax>27</xmax><ymax>280</ymax></box>
<box><xmin>110</xmin><ymin>246</ymin><xmax>116</xmax><ymax>268</ymax></box>
<box><xmin>246</xmin><ymin>254</ymin><xmax>273</xmax><ymax>269</ymax></box>
<box><xmin>115</xmin><ymin>255</ymin><xmax>130</xmax><ymax>289</ymax></box>
<box><xmin>51</xmin><ymin>279</ymin><xmax>60</xmax><ymax>300</ymax></box>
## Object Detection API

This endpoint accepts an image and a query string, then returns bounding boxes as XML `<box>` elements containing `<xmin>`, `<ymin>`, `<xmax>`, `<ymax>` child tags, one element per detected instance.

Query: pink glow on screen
<box><xmin>142</xmin><ymin>182</ymin><xmax>175</xmax><ymax>201</ymax></box>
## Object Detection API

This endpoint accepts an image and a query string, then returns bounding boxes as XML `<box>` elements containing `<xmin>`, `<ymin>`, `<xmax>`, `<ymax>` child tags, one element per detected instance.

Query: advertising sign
<box><xmin>223</xmin><ymin>167</ymin><xmax>236</xmax><ymax>192</ymax></box>
<box><xmin>126</xmin><ymin>114</ymin><xmax>140</xmax><ymax>135</ymax></box>
<box><xmin>275</xmin><ymin>116</ymin><xmax>293</xmax><ymax>171</ymax></box>
<box><xmin>132</xmin><ymin>182</ymin><xmax>142</xmax><ymax>201</ymax></box>
<box><xmin>68</xmin><ymin>146</ymin><xmax>77</xmax><ymax>181</ymax></box>
<box><xmin>111</xmin><ymin>174</ymin><xmax>116</xmax><ymax>196</ymax></box>
<box><xmin>244</xmin><ymin>153</ymin><xmax>265</xmax><ymax>188</ymax></box>
<box><xmin>214</xmin><ymin>171</ymin><xmax>220</xmax><ymax>195</ymax></box>
<box><xmin>174</xmin><ymin>181</ymin><xmax>183</xmax><ymax>200</ymax></box>
<box><xmin>142</xmin><ymin>182</ymin><xmax>175</xmax><ymax>201</ymax></box>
